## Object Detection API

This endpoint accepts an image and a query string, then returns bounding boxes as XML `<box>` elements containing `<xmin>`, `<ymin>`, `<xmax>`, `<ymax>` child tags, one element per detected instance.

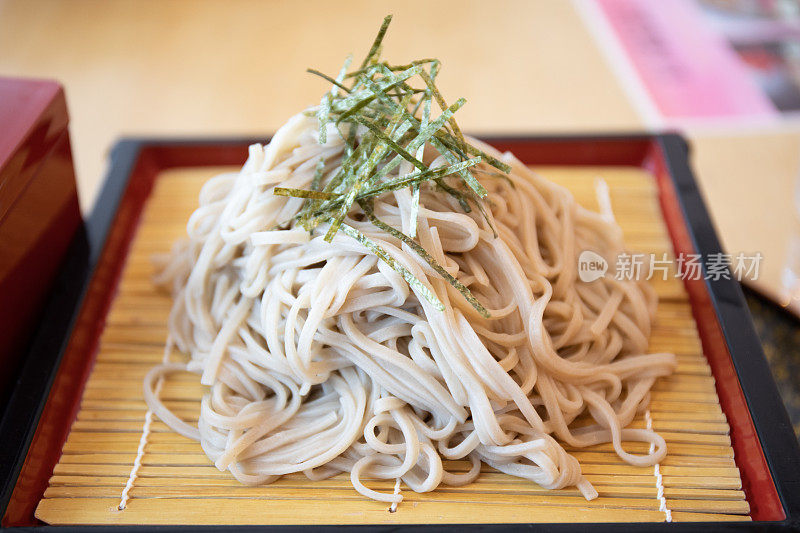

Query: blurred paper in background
<box><xmin>585</xmin><ymin>0</ymin><xmax>800</xmax><ymax>126</ymax></box>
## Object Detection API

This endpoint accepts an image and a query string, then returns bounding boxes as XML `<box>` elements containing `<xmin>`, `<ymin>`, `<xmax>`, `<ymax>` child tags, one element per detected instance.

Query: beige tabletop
<box><xmin>1</xmin><ymin>0</ymin><xmax>797</xmax><ymax>309</ymax></box>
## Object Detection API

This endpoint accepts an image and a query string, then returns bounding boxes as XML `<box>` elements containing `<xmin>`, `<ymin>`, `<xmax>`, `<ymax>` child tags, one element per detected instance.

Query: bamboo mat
<box><xmin>35</xmin><ymin>165</ymin><xmax>751</xmax><ymax>525</ymax></box>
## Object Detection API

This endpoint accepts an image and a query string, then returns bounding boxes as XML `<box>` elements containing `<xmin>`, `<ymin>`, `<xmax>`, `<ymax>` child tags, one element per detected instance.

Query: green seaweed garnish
<box><xmin>274</xmin><ymin>15</ymin><xmax>508</xmax><ymax>318</ymax></box>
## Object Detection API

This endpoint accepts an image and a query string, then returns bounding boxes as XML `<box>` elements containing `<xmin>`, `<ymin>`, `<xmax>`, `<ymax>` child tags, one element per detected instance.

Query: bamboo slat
<box><xmin>35</xmin><ymin>165</ymin><xmax>751</xmax><ymax>525</ymax></box>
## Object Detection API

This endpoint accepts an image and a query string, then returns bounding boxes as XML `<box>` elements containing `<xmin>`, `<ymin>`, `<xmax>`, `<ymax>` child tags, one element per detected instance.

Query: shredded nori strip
<box><xmin>274</xmin><ymin>15</ymin><xmax>511</xmax><ymax>317</ymax></box>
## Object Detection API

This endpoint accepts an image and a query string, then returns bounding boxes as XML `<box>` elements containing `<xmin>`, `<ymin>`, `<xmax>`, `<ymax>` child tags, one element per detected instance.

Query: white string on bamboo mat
<box><xmin>389</xmin><ymin>477</ymin><xmax>402</xmax><ymax>513</ymax></box>
<box><xmin>645</xmin><ymin>409</ymin><xmax>672</xmax><ymax>522</ymax></box>
<box><xmin>118</xmin><ymin>336</ymin><xmax>173</xmax><ymax>510</ymax></box>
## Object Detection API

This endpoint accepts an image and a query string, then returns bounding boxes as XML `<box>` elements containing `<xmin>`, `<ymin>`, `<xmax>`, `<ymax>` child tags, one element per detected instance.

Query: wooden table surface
<box><xmin>1</xmin><ymin>0</ymin><xmax>798</xmax><ymax>309</ymax></box>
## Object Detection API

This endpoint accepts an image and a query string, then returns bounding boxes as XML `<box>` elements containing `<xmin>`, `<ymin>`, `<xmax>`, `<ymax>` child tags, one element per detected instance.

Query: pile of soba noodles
<box><xmin>144</xmin><ymin>16</ymin><xmax>676</xmax><ymax>507</ymax></box>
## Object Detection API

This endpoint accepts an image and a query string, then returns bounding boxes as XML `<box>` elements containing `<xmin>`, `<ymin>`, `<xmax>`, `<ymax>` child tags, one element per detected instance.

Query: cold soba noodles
<box><xmin>144</xmin><ymin>16</ymin><xmax>676</xmax><ymax>507</ymax></box>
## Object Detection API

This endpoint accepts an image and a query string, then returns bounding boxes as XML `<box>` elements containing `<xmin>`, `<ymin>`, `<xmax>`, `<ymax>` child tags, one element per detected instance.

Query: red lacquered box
<box><xmin>1</xmin><ymin>135</ymin><xmax>799</xmax><ymax>531</ymax></box>
<box><xmin>0</xmin><ymin>78</ymin><xmax>80</xmax><ymax>401</ymax></box>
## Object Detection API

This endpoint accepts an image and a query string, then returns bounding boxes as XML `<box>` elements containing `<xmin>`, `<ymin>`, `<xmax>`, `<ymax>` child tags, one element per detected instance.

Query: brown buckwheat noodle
<box><xmin>144</xmin><ymin>111</ymin><xmax>677</xmax><ymax>506</ymax></box>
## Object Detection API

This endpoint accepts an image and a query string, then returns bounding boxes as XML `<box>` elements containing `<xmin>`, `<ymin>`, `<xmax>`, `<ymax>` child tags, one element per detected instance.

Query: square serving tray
<box><xmin>1</xmin><ymin>134</ymin><xmax>798</xmax><ymax>531</ymax></box>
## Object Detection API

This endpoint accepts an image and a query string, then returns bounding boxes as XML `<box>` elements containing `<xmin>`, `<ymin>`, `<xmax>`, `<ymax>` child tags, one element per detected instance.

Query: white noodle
<box><xmin>145</xmin><ymin>111</ymin><xmax>676</xmax><ymax>506</ymax></box>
